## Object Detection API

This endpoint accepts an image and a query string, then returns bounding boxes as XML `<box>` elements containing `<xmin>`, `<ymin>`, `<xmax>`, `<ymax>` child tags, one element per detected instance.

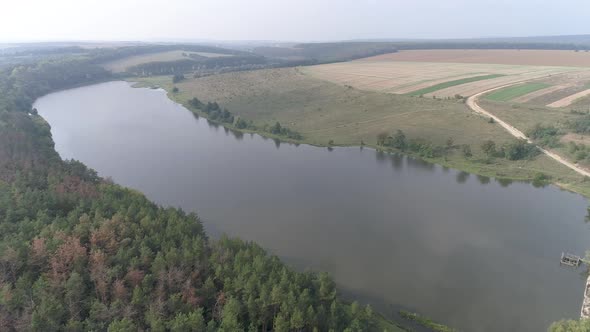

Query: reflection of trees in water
<box><xmin>497</xmin><ymin>178</ymin><xmax>513</xmax><ymax>187</ymax></box>
<box><xmin>273</xmin><ymin>138</ymin><xmax>281</xmax><ymax>149</ymax></box>
<box><xmin>229</xmin><ymin>129</ymin><xmax>243</xmax><ymax>141</ymax></box>
<box><xmin>374</xmin><ymin>151</ymin><xmax>405</xmax><ymax>171</ymax></box>
<box><xmin>442</xmin><ymin>166</ymin><xmax>450</xmax><ymax>173</ymax></box>
<box><xmin>390</xmin><ymin>153</ymin><xmax>403</xmax><ymax>171</ymax></box>
<box><xmin>456</xmin><ymin>171</ymin><xmax>470</xmax><ymax>183</ymax></box>
<box><xmin>206</xmin><ymin>119</ymin><xmax>219</xmax><ymax>130</ymax></box>
<box><xmin>375</xmin><ymin>150</ymin><xmax>387</xmax><ymax>164</ymax></box>
<box><xmin>477</xmin><ymin>175</ymin><xmax>491</xmax><ymax>185</ymax></box>
<box><xmin>406</xmin><ymin>156</ymin><xmax>435</xmax><ymax>172</ymax></box>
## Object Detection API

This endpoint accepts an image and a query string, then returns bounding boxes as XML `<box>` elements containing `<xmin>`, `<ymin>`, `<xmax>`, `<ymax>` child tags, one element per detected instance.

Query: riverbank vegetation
<box><xmin>132</xmin><ymin>68</ymin><xmax>590</xmax><ymax>198</ymax></box>
<box><xmin>399</xmin><ymin>311</ymin><xmax>455</xmax><ymax>332</ymax></box>
<box><xmin>0</xmin><ymin>48</ymin><xmax>405</xmax><ymax>331</ymax></box>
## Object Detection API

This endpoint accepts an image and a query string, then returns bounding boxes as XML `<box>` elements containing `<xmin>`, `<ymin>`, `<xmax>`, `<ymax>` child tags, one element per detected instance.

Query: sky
<box><xmin>1</xmin><ymin>0</ymin><xmax>589</xmax><ymax>42</ymax></box>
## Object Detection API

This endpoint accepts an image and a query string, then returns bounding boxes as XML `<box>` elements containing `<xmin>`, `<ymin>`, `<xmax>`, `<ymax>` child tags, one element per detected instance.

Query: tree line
<box><xmin>376</xmin><ymin>129</ymin><xmax>540</xmax><ymax>162</ymax></box>
<box><xmin>188</xmin><ymin>96</ymin><xmax>303</xmax><ymax>140</ymax></box>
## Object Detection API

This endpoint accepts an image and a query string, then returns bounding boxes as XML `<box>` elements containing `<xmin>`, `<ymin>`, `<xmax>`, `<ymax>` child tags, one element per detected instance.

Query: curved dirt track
<box><xmin>466</xmin><ymin>86</ymin><xmax>590</xmax><ymax>178</ymax></box>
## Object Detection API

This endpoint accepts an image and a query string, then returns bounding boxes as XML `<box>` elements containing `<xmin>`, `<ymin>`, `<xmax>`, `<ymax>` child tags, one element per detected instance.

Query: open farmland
<box><xmin>102</xmin><ymin>50</ymin><xmax>207</xmax><ymax>72</ymax></box>
<box><xmin>303</xmin><ymin>60</ymin><xmax>581</xmax><ymax>98</ymax></box>
<box><xmin>485</xmin><ymin>83</ymin><xmax>551</xmax><ymax>101</ymax></box>
<box><xmin>548</xmin><ymin>88</ymin><xmax>590</xmax><ymax>107</ymax></box>
<box><xmin>366</xmin><ymin>49</ymin><xmax>590</xmax><ymax>67</ymax></box>
<box><xmin>407</xmin><ymin>74</ymin><xmax>504</xmax><ymax>96</ymax></box>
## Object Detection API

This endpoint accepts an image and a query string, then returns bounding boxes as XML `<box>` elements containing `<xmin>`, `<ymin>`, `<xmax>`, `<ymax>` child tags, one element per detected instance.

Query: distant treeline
<box><xmin>127</xmin><ymin>55</ymin><xmax>268</xmax><ymax>76</ymax></box>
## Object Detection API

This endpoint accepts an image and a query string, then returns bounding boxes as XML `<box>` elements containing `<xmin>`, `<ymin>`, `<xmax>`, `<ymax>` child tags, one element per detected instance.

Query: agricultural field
<box><xmin>408</xmin><ymin>74</ymin><xmax>504</xmax><ymax>96</ymax></box>
<box><xmin>485</xmin><ymin>83</ymin><xmax>551</xmax><ymax>101</ymax></box>
<box><xmin>366</xmin><ymin>49</ymin><xmax>590</xmax><ymax>67</ymax></box>
<box><xmin>302</xmin><ymin>60</ymin><xmax>581</xmax><ymax>99</ymax></box>
<box><xmin>102</xmin><ymin>50</ymin><xmax>209</xmax><ymax>72</ymax></box>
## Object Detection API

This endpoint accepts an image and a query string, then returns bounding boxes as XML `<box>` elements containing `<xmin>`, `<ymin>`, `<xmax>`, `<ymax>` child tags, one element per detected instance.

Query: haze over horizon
<box><xmin>2</xmin><ymin>0</ymin><xmax>589</xmax><ymax>43</ymax></box>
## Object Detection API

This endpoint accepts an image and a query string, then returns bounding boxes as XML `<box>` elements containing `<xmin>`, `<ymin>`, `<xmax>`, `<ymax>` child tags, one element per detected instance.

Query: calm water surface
<box><xmin>35</xmin><ymin>81</ymin><xmax>590</xmax><ymax>332</ymax></box>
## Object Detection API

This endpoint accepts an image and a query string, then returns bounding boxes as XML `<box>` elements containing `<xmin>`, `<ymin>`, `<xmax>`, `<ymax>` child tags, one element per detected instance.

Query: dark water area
<box><xmin>35</xmin><ymin>81</ymin><xmax>590</xmax><ymax>331</ymax></box>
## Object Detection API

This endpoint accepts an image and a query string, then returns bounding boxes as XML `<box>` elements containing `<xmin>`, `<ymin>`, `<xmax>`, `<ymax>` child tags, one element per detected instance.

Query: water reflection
<box><xmin>497</xmin><ymin>178</ymin><xmax>513</xmax><ymax>187</ymax></box>
<box><xmin>456</xmin><ymin>171</ymin><xmax>470</xmax><ymax>183</ymax></box>
<box><xmin>406</xmin><ymin>156</ymin><xmax>435</xmax><ymax>172</ymax></box>
<box><xmin>477</xmin><ymin>175</ymin><xmax>491</xmax><ymax>185</ymax></box>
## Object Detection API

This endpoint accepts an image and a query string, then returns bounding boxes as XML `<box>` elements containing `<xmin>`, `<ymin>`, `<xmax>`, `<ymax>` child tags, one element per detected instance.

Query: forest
<box><xmin>0</xmin><ymin>53</ymin><xmax>386</xmax><ymax>331</ymax></box>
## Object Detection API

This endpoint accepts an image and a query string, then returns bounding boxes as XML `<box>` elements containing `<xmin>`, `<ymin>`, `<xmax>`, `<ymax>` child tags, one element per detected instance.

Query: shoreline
<box><xmin>129</xmin><ymin>78</ymin><xmax>590</xmax><ymax>200</ymax></box>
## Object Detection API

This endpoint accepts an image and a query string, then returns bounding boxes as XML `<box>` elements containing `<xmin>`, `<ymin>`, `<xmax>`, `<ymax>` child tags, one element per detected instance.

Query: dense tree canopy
<box><xmin>0</xmin><ymin>51</ymin><xmax>384</xmax><ymax>331</ymax></box>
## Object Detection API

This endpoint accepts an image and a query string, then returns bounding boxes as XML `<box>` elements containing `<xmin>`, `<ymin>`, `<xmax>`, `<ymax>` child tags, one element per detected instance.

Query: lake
<box><xmin>35</xmin><ymin>81</ymin><xmax>590</xmax><ymax>331</ymax></box>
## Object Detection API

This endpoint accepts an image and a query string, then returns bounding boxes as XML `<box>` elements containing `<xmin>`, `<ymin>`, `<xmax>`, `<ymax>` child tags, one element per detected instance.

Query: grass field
<box><xmin>131</xmin><ymin>68</ymin><xmax>589</xmax><ymax>196</ymax></box>
<box><xmin>485</xmin><ymin>83</ymin><xmax>552</xmax><ymax>101</ymax></box>
<box><xmin>408</xmin><ymin>74</ymin><xmax>504</xmax><ymax>96</ymax></box>
<box><xmin>478</xmin><ymin>100</ymin><xmax>580</xmax><ymax>135</ymax></box>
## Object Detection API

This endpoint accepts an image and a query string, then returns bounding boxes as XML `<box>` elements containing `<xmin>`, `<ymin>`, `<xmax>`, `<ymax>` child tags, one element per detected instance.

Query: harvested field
<box><xmin>407</xmin><ymin>74</ymin><xmax>504</xmax><ymax>96</ymax></box>
<box><xmin>515</xmin><ymin>71</ymin><xmax>590</xmax><ymax>105</ymax></box>
<box><xmin>485</xmin><ymin>83</ymin><xmax>551</xmax><ymax>102</ymax></box>
<box><xmin>102</xmin><ymin>50</ymin><xmax>204</xmax><ymax>72</ymax></box>
<box><xmin>365</xmin><ymin>49</ymin><xmax>590</xmax><ymax>67</ymax></box>
<box><xmin>303</xmin><ymin>61</ymin><xmax>579</xmax><ymax>98</ymax></box>
<box><xmin>512</xmin><ymin>84</ymin><xmax>574</xmax><ymax>103</ymax></box>
<box><xmin>548</xmin><ymin>88</ymin><xmax>590</xmax><ymax>107</ymax></box>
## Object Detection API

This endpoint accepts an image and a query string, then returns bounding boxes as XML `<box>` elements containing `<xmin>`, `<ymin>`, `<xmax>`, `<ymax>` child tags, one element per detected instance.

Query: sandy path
<box><xmin>467</xmin><ymin>85</ymin><xmax>590</xmax><ymax>178</ymax></box>
<box><xmin>547</xmin><ymin>88</ymin><xmax>590</xmax><ymax>107</ymax></box>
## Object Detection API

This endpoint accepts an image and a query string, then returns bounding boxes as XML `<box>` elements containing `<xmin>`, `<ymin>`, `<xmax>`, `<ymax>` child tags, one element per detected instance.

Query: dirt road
<box><xmin>466</xmin><ymin>86</ymin><xmax>590</xmax><ymax>178</ymax></box>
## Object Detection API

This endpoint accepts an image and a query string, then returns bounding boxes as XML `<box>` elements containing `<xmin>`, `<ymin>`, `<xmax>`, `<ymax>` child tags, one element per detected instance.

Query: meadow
<box><xmin>133</xmin><ymin>68</ymin><xmax>586</xmax><ymax>194</ymax></box>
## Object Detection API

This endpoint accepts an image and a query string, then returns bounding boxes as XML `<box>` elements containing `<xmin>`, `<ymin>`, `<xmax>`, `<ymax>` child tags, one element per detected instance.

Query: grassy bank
<box><xmin>130</xmin><ymin>68</ymin><xmax>590</xmax><ymax>199</ymax></box>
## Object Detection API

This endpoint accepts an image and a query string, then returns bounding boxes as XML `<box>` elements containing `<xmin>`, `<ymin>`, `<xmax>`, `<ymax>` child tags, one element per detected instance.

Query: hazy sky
<box><xmin>2</xmin><ymin>0</ymin><xmax>589</xmax><ymax>42</ymax></box>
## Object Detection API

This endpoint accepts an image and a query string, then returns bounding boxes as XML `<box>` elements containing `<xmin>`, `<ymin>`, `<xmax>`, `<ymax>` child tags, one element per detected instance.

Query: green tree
<box><xmin>273</xmin><ymin>313</ymin><xmax>290</xmax><ymax>332</ymax></box>
<box><xmin>219</xmin><ymin>298</ymin><xmax>243</xmax><ymax>332</ymax></box>
<box><xmin>549</xmin><ymin>319</ymin><xmax>590</xmax><ymax>332</ymax></box>
<box><xmin>461</xmin><ymin>144</ymin><xmax>472</xmax><ymax>158</ymax></box>
<box><xmin>481</xmin><ymin>140</ymin><xmax>496</xmax><ymax>157</ymax></box>
<box><xmin>290</xmin><ymin>308</ymin><xmax>305</xmax><ymax>330</ymax></box>
<box><xmin>169</xmin><ymin>309</ymin><xmax>205</xmax><ymax>332</ymax></box>
<box><xmin>271</xmin><ymin>122</ymin><xmax>282</xmax><ymax>135</ymax></box>
<box><xmin>392</xmin><ymin>130</ymin><xmax>407</xmax><ymax>150</ymax></box>
<box><xmin>107</xmin><ymin>318</ymin><xmax>137</xmax><ymax>332</ymax></box>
